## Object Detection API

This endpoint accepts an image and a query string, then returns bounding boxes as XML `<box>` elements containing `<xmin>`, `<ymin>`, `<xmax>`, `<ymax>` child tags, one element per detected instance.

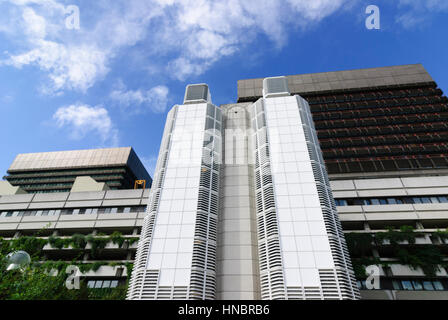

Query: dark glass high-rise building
<box><xmin>238</xmin><ymin>64</ymin><xmax>448</xmax><ymax>175</ymax></box>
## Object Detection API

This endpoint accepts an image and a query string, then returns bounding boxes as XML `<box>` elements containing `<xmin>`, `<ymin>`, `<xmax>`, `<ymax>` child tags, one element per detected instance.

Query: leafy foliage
<box><xmin>0</xmin><ymin>231</ymin><xmax>137</xmax><ymax>300</ymax></box>
<box><xmin>345</xmin><ymin>226</ymin><xmax>448</xmax><ymax>278</ymax></box>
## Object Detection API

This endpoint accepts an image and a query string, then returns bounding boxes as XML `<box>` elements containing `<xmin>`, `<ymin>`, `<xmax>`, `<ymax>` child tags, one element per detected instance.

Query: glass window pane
<box><xmin>361</xmin><ymin>280</ymin><xmax>366</xmax><ymax>289</ymax></box>
<box><xmin>110</xmin><ymin>208</ymin><xmax>118</xmax><ymax>214</ymax></box>
<box><xmin>387</xmin><ymin>198</ymin><xmax>397</xmax><ymax>204</ymax></box>
<box><xmin>379</xmin><ymin>199</ymin><xmax>387</xmax><ymax>205</ymax></box>
<box><xmin>401</xmin><ymin>280</ymin><xmax>413</xmax><ymax>290</ymax></box>
<box><xmin>423</xmin><ymin>281</ymin><xmax>434</xmax><ymax>291</ymax></box>
<box><xmin>110</xmin><ymin>280</ymin><xmax>118</xmax><ymax>288</ymax></box>
<box><xmin>123</xmin><ymin>207</ymin><xmax>131</xmax><ymax>213</ymax></box>
<box><xmin>438</xmin><ymin>196</ymin><xmax>448</xmax><ymax>203</ymax></box>
<box><xmin>87</xmin><ymin>281</ymin><xmax>95</xmax><ymax>288</ymax></box>
<box><xmin>94</xmin><ymin>281</ymin><xmax>103</xmax><ymax>288</ymax></box>
<box><xmin>433</xmin><ymin>281</ymin><xmax>444</xmax><ymax>290</ymax></box>
<box><xmin>371</xmin><ymin>199</ymin><xmax>380</xmax><ymax>205</ymax></box>
<box><xmin>412</xmin><ymin>281</ymin><xmax>423</xmax><ymax>290</ymax></box>
<box><xmin>102</xmin><ymin>280</ymin><xmax>111</xmax><ymax>288</ymax></box>
<box><xmin>421</xmin><ymin>197</ymin><xmax>431</xmax><ymax>204</ymax></box>
<box><xmin>392</xmin><ymin>280</ymin><xmax>402</xmax><ymax>290</ymax></box>
<box><xmin>430</xmin><ymin>197</ymin><xmax>439</xmax><ymax>204</ymax></box>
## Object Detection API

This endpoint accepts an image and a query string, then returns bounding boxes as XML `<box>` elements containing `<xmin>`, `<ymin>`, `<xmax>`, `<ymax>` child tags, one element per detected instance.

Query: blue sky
<box><xmin>0</xmin><ymin>0</ymin><xmax>447</xmax><ymax>177</ymax></box>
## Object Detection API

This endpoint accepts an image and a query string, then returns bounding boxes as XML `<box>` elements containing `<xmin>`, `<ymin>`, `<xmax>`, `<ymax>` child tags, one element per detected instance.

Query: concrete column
<box><xmin>217</xmin><ymin>104</ymin><xmax>260</xmax><ymax>300</ymax></box>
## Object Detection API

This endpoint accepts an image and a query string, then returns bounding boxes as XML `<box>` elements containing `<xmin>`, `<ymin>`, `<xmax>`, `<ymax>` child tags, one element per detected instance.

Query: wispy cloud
<box><xmin>3</xmin><ymin>0</ymin><xmax>442</xmax><ymax>95</ymax></box>
<box><xmin>7</xmin><ymin>39</ymin><xmax>109</xmax><ymax>94</ymax></box>
<box><xmin>52</xmin><ymin>103</ymin><xmax>119</xmax><ymax>146</ymax></box>
<box><xmin>110</xmin><ymin>80</ymin><xmax>170</xmax><ymax>114</ymax></box>
<box><xmin>1</xmin><ymin>94</ymin><xmax>14</xmax><ymax>104</ymax></box>
<box><xmin>396</xmin><ymin>0</ymin><xmax>448</xmax><ymax>28</ymax></box>
<box><xmin>0</xmin><ymin>0</ymin><xmax>354</xmax><ymax>92</ymax></box>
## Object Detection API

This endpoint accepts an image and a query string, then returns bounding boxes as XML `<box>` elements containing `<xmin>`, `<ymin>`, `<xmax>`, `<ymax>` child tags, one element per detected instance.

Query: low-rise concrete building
<box><xmin>0</xmin><ymin>147</ymin><xmax>152</xmax><ymax>291</ymax></box>
<box><xmin>0</xmin><ymin>188</ymin><xmax>149</xmax><ymax>288</ymax></box>
<box><xmin>332</xmin><ymin>172</ymin><xmax>448</xmax><ymax>299</ymax></box>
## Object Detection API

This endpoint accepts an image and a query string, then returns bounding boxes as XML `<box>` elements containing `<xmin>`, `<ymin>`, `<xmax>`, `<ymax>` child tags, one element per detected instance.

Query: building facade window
<box><xmin>0</xmin><ymin>206</ymin><xmax>147</xmax><ymax>219</ymax></box>
<box><xmin>87</xmin><ymin>279</ymin><xmax>120</xmax><ymax>289</ymax></box>
<box><xmin>335</xmin><ymin>195</ymin><xmax>448</xmax><ymax>206</ymax></box>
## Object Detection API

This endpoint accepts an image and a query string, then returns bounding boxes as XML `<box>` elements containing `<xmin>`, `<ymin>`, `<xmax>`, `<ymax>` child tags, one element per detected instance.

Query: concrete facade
<box><xmin>217</xmin><ymin>103</ymin><xmax>260</xmax><ymax>300</ymax></box>
<box><xmin>332</xmin><ymin>175</ymin><xmax>448</xmax><ymax>227</ymax></box>
<box><xmin>0</xmin><ymin>181</ymin><xmax>26</xmax><ymax>195</ymax></box>
<box><xmin>4</xmin><ymin>147</ymin><xmax>152</xmax><ymax>193</ymax></box>
<box><xmin>332</xmin><ymin>174</ymin><xmax>448</xmax><ymax>299</ymax></box>
<box><xmin>235</xmin><ymin>64</ymin><xmax>448</xmax><ymax>299</ymax></box>
<box><xmin>0</xmin><ymin>189</ymin><xmax>149</xmax><ymax>281</ymax></box>
<box><xmin>71</xmin><ymin>176</ymin><xmax>110</xmax><ymax>193</ymax></box>
<box><xmin>237</xmin><ymin>64</ymin><xmax>434</xmax><ymax>101</ymax></box>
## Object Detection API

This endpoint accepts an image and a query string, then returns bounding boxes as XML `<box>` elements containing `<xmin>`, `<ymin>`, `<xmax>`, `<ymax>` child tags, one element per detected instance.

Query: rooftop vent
<box><xmin>184</xmin><ymin>84</ymin><xmax>212</xmax><ymax>104</ymax></box>
<box><xmin>263</xmin><ymin>76</ymin><xmax>290</xmax><ymax>98</ymax></box>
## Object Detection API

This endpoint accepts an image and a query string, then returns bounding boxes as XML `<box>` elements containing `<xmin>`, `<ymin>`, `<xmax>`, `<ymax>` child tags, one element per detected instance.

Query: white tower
<box><xmin>128</xmin><ymin>79</ymin><xmax>359</xmax><ymax>300</ymax></box>
<box><xmin>127</xmin><ymin>84</ymin><xmax>222</xmax><ymax>299</ymax></box>
<box><xmin>251</xmin><ymin>77</ymin><xmax>360</xmax><ymax>299</ymax></box>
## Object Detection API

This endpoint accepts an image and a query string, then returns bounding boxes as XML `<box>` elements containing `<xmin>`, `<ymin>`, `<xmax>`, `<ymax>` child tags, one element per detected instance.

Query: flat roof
<box><xmin>8</xmin><ymin>147</ymin><xmax>133</xmax><ymax>172</ymax></box>
<box><xmin>237</xmin><ymin>64</ymin><xmax>434</xmax><ymax>101</ymax></box>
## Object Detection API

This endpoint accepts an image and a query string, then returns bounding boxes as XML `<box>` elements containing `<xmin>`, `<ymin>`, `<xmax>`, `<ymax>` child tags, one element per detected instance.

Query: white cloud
<box><xmin>3</xmin><ymin>0</ymin><xmax>444</xmax><ymax>93</ymax></box>
<box><xmin>155</xmin><ymin>0</ymin><xmax>350</xmax><ymax>79</ymax></box>
<box><xmin>396</xmin><ymin>0</ymin><xmax>448</xmax><ymax>28</ymax></box>
<box><xmin>52</xmin><ymin>103</ymin><xmax>118</xmax><ymax>145</ymax></box>
<box><xmin>7</xmin><ymin>40</ymin><xmax>109</xmax><ymax>93</ymax></box>
<box><xmin>22</xmin><ymin>7</ymin><xmax>47</xmax><ymax>38</ymax></box>
<box><xmin>1</xmin><ymin>95</ymin><xmax>14</xmax><ymax>104</ymax></box>
<box><xmin>1</xmin><ymin>0</ymin><xmax>355</xmax><ymax>91</ymax></box>
<box><xmin>167</xmin><ymin>57</ymin><xmax>211</xmax><ymax>82</ymax></box>
<box><xmin>110</xmin><ymin>82</ymin><xmax>170</xmax><ymax>113</ymax></box>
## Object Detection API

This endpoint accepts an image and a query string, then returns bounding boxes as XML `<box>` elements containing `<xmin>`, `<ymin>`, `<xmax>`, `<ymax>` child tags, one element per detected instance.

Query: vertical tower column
<box><xmin>217</xmin><ymin>103</ymin><xmax>260</xmax><ymax>300</ymax></box>
<box><xmin>127</xmin><ymin>84</ymin><xmax>222</xmax><ymax>300</ymax></box>
<box><xmin>252</xmin><ymin>77</ymin><xmax>360</xmax><ymax>300</ymax></box>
